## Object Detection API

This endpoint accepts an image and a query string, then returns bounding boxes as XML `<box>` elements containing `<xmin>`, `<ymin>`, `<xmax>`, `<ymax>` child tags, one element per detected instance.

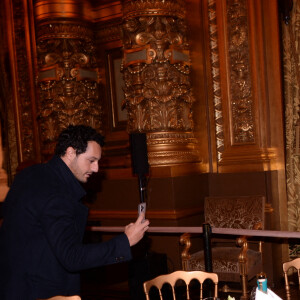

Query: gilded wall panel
<box><xmin>226</xmin><ymin>0</ymin><xmax>255</xmax><ymax>144</ymax></box>
<box><xmin>208</xmin><ymin>0</ymin><xmax>277</xmax><ymax>171</ymax></box>
<box><xmin>282</xmin><ymin>0</ymin><xmax>300</xmax><ymax>235</ymax></box>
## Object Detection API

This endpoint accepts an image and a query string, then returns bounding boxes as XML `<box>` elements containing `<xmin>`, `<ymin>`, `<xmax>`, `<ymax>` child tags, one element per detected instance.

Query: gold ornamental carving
<box><xmin>36</xmin><ymin>21</ymin><xmax>102</xmax><ymax>158</ymax></box>
<box><xmin>208</xmin><ymin>0</ymin><xmax>224</xmax><ymax>162</ymax></box>
<box><xmin>227</xmin><ymin>0</ymin><xmax>255</xmax><ymax>144</ymax></box>
<box><xmin>34</xmin><ymin>0</ymin><xmax>93</xmax><ymax>22</ymax></box>
<box><xmin>121</xmin><ymin>0</ymin><xmax>200</xmax><ymax>166</ymax></box>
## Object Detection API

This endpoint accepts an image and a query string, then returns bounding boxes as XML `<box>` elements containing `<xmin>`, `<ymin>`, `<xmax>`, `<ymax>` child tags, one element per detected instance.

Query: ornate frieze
<box><xmin>227</xmin><ymin>0</ymin><xmax>255</xmax><ymax>144</ymax></box>
<box><xmin>121</xmin><ymin>0</ymin><xmax>199</xmax><ymax>166</ymax></box>
<box><xmin>122</xmin><ymin>0</ymin><xmax>186</xmax><ymax>19</ymax></box>
<box><xmin>36</xmin><ymin>23</ymin><xmax>94</xmax><ymax>41</ymax></box>
<box><xmin>36</xmin><ymin>21</ymin><xmax>102</xmax><ymax>158</ymax></box>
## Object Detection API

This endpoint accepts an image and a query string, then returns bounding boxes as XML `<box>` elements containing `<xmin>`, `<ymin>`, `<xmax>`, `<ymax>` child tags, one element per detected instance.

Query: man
<box><xmin>0</xmin><ymin>125</ymin><xmax>149</xmax><ymax>300</ymax></box>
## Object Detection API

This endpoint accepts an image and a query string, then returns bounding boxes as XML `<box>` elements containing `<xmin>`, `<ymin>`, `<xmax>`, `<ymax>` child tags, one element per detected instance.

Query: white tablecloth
<box><xmin>255</xmin><ymin>288</ymin><xmax>283</xmax><ymax>300</ymax></box>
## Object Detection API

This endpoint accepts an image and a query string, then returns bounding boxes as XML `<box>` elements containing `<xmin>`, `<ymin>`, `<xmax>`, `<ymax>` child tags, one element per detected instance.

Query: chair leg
<box><xmin>284</xmin><ymin>272</ymin><xmax>291</xmax><ymax>300</ymax></box>
<box><xmin>238</xmin><ymin>252</ymin><xmax>249</xmax><ymax>300</ymax></box>
<box><xmin>240</xmin><ymin>274</ymin><xmax>249</xmax><ymax>300</ymax></box>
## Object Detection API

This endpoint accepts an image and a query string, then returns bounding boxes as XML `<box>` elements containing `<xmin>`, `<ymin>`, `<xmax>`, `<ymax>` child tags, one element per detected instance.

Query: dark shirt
<box><xmin>0</xmin><ymin>155</ymin><xmax>131</xmax><ymax>300</ymax></box>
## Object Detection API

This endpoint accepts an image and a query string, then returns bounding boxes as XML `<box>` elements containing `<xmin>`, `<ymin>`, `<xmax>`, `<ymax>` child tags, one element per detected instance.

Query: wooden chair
<box><xmin>143</xmin><ymin>270</ymin><xmax>218</xmax><ymax>300</ymax></box>
<box><xmin>180</xmin><ymin>196</ymin><xmax>265</xmax><ymax>300</ymax></box>
<box><xmin>283</xmin><ymin>257</ymin><xmax>300</xmax><ymax>300</ymax></box>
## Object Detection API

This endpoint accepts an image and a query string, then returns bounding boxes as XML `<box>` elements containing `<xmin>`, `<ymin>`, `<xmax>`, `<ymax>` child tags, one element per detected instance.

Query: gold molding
<box><xmin>34</xmin><ymin>0</ymin><xmax>92</xmax><ymax>22</ymax></box>
<box><xmin>35</xmin><ymin>0</ymin><xmax>123</xmax><ymax>25</ymax></box>
<box><xmin>218</xmin><ymin>147</ymin><xmax>277</xmax><ymax>171</ymax></box>
<box><xmin>122</xmin><ymin>0</ymin><xmax>186</xmax><ymax>20</ymax></box>
<box><xmin>147</xmin><ymin>131</ymin><xmax>201</xmax><ymax>166</ymax></box>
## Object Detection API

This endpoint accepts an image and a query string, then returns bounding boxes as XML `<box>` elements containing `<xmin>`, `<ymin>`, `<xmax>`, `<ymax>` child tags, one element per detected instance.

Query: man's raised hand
<box><xmin>124</xmin><ymin>213</ymin><xmax>150</xmax><ymax>246</ymax></box>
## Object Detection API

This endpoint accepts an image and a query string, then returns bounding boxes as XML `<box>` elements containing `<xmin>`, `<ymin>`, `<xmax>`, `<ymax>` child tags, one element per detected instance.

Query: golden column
<box><xmin>121</xmin><ymin>0</ymin><xmax>201</xmax><ymax>169</ymax></box>
<box><xmin>34</xmin><ymin>0</ymin><xmax>101</xmax><ymax>160</ymax></box>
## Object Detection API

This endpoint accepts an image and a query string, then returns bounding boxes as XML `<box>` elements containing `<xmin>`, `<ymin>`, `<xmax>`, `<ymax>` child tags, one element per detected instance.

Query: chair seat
<box><xmin>186</xmin><ymin>247</ymin><xmax>262</xmax><ymax>282</ymax></box>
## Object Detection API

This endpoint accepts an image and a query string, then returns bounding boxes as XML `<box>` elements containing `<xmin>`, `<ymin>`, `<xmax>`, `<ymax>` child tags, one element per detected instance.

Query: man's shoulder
<box><xmin>16</xmin><ymin>161</ymin><xmax>52</xmax><ymax>179</ymax></box>
<box><xmin>13</xmin><ymin>160</ymin><xmax>62</xmax><ymax>192</ymax></box>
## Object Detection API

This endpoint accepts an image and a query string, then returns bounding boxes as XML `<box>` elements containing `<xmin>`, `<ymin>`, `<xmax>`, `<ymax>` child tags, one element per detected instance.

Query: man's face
<box><xmin>68</xmin><ymin>141</ymin><xmax>102</xmax><ymax>183</ymax></box>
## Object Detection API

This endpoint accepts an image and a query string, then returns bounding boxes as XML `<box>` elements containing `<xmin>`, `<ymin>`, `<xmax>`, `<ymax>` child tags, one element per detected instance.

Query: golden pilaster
<box><xmin>34</xmin><ymin>0</ymin><xmax>101</xmax><ymax>159</ymax></box>
<box><xmin>121</xmin><ymin>0</ymin><xmax>201</xmax><ymax>167</ymax></box>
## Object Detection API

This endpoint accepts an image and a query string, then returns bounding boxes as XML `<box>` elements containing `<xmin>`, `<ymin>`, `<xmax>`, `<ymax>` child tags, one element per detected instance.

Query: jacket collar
<box><xmin>47</xmin><ymin>155</ymin><xmax>86</xmax><ymax>201</ymax></box>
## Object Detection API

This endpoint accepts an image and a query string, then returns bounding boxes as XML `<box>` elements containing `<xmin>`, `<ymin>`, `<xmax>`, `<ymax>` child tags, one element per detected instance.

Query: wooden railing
<box><xmin>87</xmin><ymin>225</ymin><xmax>300</xmax><ymax>239</ymax></box>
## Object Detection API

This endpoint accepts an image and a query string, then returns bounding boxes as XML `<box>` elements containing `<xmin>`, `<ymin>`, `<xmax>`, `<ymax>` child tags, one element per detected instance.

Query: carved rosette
<box><xmin>36</xmin><ymin>21</ymin><xmax>102</xmax><ymax>158</ymax></box>
<box><xmin>121</xmin><ymin>0</ymin><xmax>200</xmax><ymax>166</ymax></box>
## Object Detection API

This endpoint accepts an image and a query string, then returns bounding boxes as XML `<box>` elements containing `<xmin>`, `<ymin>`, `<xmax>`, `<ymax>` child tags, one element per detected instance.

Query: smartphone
<box><xmin>138</xmin><ymin>202</ymin><xmax>146</xmax><ymax>222</ymax></box>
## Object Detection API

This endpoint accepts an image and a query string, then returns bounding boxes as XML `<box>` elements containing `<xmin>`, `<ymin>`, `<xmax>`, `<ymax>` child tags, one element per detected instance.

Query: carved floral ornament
<box><xmin>36</xmin><ymin>23</ymin><xmax>102</xmax><ymax>157</ymax></box>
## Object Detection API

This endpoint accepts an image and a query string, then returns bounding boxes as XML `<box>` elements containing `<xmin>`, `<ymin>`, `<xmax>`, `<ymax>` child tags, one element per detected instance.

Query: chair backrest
<box><xmin>143</xmin><ymin>270</ymin><xmax>218</xmax><ymax>300</ymax></box>
<box><xmin>283</xmin><ymin>257</ymin><xmax>300</xmax><ymax>300</ymax></box>
<box><xmin>204</xmin><ymin>196</ymin><xmax>265</xmax><ymax>229</ymax></box>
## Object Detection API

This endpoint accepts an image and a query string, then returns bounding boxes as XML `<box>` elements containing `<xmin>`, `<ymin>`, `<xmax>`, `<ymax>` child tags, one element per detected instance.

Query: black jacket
<box><xmin>0</xmin><ymin>156</ymin><xmax>131</xmax><ymax>299</ymax></box>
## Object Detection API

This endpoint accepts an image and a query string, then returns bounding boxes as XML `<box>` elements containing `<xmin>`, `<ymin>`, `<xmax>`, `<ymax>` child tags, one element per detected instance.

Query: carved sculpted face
<box><xmin>64</xmin><ymin>141</ymin><xmax>102</xmax><ymax>183</ymax></box>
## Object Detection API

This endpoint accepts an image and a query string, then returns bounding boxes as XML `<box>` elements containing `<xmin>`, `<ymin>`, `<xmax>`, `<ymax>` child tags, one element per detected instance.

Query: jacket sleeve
<box><xmin>40</xmin><ymin>194</ymin><xmax>132</xmax><ymax>272</ymax></box>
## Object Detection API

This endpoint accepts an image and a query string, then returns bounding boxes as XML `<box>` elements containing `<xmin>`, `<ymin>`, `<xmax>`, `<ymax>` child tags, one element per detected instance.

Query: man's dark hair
<box><xmin>55</xmin><ymin>125</ymin><xmax>105</xmax><ymax>157</ymax></box>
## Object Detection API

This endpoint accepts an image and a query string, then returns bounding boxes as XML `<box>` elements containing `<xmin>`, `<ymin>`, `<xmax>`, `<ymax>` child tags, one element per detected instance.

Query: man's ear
<box><xmin>65</xmin><ymin>147</ymin><xmax>76</xmax><ymax>161</ymax></box>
